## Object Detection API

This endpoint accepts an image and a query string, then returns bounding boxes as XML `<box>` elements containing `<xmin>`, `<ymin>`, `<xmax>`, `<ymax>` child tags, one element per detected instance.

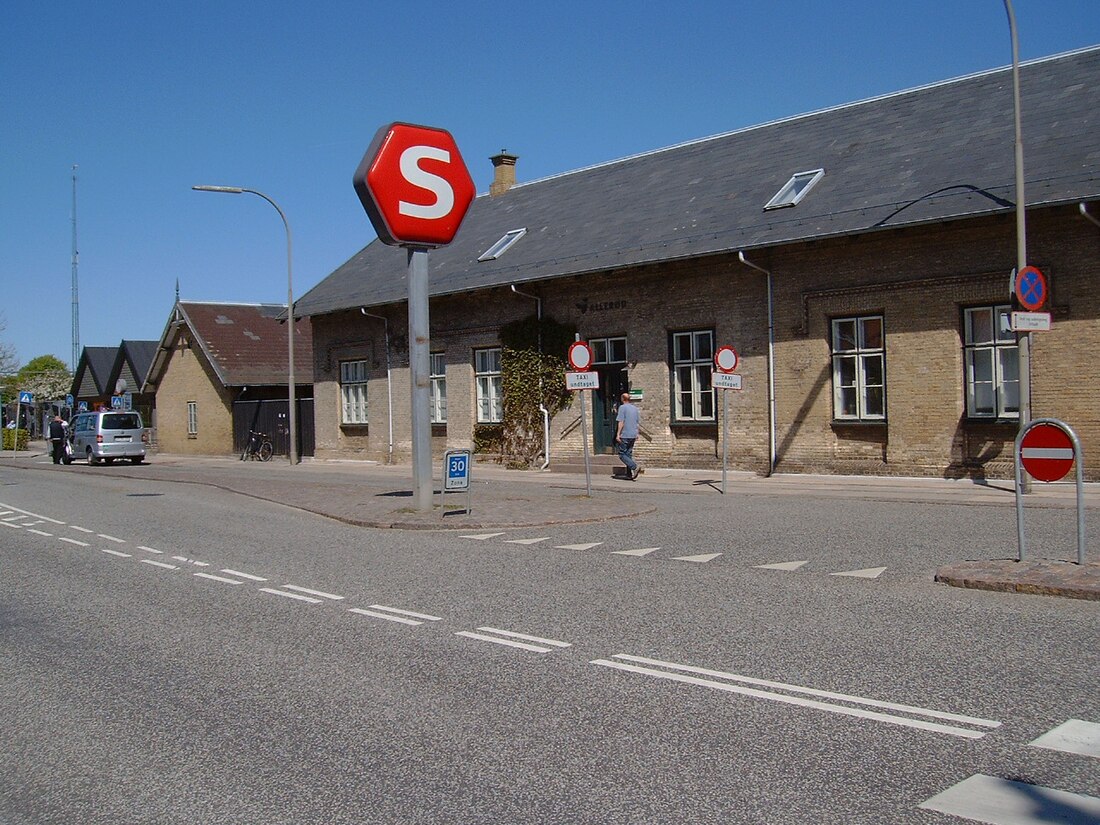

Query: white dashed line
<box><xmin>98</xmin><ymin>534</ymin><xmax>125</xmax><ymax>544</ymax></box>
<box><xmin>194</xmin><ymin>572</ymin><xmax>244</xmax><ymax>585</ymax></box>
<box><xmin>349</xmin><ymin>608</ymin><xmax>423</xmax><ymax>625</ymax></box>
<box><xmin>137</xmin><ymin>546</ymin><xmax>164</xmax><ymax>555</ymax></box>
<box><xmin>1</xmin><ymin>521</ymin><xmax>22</xmax><ymax>529</ymax></box>
<box><xmin>139</xmin><ymin>559</ymin><xmax>178</xmax><ymax>570</ymax></box>
<box><xmin>456</xmin><ymin>631</ymin><xmax>555</xmax><ymax>653</ymax></box>
<box><xmin>222</xmin><ymin>569</ymin><xmax>267</xmax><ymax>582</ymax></box>
<box><xmin>27</xmin><ymin>529</ymin><xmax>53</xmax><ymax>537</ymax></box>
<box><xmin>281</xmin><ymin>585</ymin><xmax>344</xmax><ymax>601</ymax></box>
<box><xmin>101</xmin><ymin>548</ymin><xmax>132</xmax><ymax>558</ymax></box>
<box><xmin>368</xmin><ymin>604</ymin><xmax>442</xmax><ymax>622</ymax></box>
<box><xmin>58</xmin><ymin>537</ymin><xmax>89</xmax><ymax>547</ymax></box>
<box><xmin>69</xmin><ymin>526</ymin><xmax>95</xmax><ymax>533</ymax></box>
<box><xmin>260</xmin><ymin>588</ymin><xmax>321</xmax><ymax>604</ymax></box>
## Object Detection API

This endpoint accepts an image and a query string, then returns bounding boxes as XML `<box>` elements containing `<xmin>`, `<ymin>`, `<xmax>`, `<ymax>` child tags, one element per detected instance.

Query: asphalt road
<box><xmin>1</xmin><ymin>468</ymin><xmax>1097</xmax><ymax>824</ymax></box>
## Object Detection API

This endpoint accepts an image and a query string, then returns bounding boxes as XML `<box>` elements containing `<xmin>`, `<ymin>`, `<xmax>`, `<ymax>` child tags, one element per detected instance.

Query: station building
<box><xmin>294</xmin><ymin>47</ymin><xmax>1100</xmax><ymax>481</ymax></box>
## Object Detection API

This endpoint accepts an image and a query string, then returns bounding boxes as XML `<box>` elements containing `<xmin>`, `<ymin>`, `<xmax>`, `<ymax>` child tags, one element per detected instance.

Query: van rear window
<box><xmin>103</xmin><ymin>413</ymin><xmax>141</xmax><ymax>429</ymax></box>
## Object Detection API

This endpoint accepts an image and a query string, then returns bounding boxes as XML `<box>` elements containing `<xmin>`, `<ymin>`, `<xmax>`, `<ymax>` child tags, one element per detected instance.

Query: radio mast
<box><xmin>71</xmin><ymin>164</ymin><xmax>79</xmax><ymax>371</ymax></box>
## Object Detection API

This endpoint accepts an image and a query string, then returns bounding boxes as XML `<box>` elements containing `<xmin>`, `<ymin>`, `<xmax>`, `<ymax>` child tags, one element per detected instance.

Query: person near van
<box><xmin>48</xmin><ymin>415</ymin><xmax>67</xmax><ymax>464</ymax></box>
<box><xmin>614</xmin><ymin>391</ymin><xmax>641</xmax><ymax>480</ymax></box>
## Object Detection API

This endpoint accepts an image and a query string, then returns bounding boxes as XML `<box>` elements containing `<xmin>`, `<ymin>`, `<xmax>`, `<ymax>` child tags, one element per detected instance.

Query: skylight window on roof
<box><xmin>478</xmin><ymin>228</ymin><xmax>527</xmax><ymax>262</ymax></box>
<box><xmin>764</xmin><ymin>169</ymin><xmax>824</xmax><ymax>210</ymax></box>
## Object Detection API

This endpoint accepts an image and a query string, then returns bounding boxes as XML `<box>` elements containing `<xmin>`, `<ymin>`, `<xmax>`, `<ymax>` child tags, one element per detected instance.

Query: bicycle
<box><xmin>241</xmin><ymin>430</ymin><xmax>274</xmax><ymax>462</ymax></box>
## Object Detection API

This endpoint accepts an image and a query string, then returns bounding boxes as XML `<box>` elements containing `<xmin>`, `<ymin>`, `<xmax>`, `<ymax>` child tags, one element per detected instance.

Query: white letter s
<box><xmin>398</xmin><ymin>145</ymin><xmax>454</xmax><ymax>220</ymax></box>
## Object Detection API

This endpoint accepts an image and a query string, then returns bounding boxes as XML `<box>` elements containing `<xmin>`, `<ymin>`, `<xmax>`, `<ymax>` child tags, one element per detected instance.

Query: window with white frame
<box><xmin>963</xmin><ymin>305</ymin><xmax>1019</xmax><ymax>419</ymax></box>
<box><xmin>671</xmin><ymin>330</ymin><xmax>714</xmax><ymax>422</ymax></box>
<box><xmin>340</xmin><ymin>359</ymin><xmax>369</xmax><ymax>424</ymax></box>
<box><xmin>187</xmin><ymin>401</ymin><xmax>197</xmax><ymax>435</ymax></box>
<box><xmin>831</xmin><ymin>315</ymin><xmax>885</xmax><ymax>420</ymax></box>
<box><xmin>430</xmin><ymin>352</ymin><xmax>447</xmax><ymax>424</ymax></box>
<box><xmin>475</xmin><ymin>347</ymin><xmax>502</xmax><ymax>424</ymax></box>
<box><xmin>764</xmin><ymin>169</ymin><xmax>825</xmax><ymax>210</ymax></box>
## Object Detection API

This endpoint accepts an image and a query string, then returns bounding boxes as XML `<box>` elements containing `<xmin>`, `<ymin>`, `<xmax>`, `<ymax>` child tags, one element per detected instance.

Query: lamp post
<box><xmin>192</xmin><ymin>185</ymin><xmax>298</xmax><ymax>464</ymax></box>
<box><xmin>1003</xmin><ymin>0</ymin><xmax>1031</xmax><ymax>493</ymax></box>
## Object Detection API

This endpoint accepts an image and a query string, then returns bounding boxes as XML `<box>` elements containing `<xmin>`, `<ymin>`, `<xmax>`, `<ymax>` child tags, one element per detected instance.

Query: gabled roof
<box><xmin>297</xmin><ymin>46</ymin><xmax>1100</xmax><ymax>319</ymax></box>
<box><xmin>143</xmin><ymin>301</ymin><xmax>313</xmax><ymax>391</ymax></box>
<box><xmin>107</xmin><ymin>340</ymin><xmax>158</xmax><ymax>396</ymax></box>
<box><xmin>71</xmin><ymin>346</ymin><xmax>119</xmax><ymax>398</ymax></box>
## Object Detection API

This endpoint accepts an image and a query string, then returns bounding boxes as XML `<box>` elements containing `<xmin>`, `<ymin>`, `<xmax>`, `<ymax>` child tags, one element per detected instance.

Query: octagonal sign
<box><xmin>353</xmin><ymin>122</ymin><xmax>476</xmax><ymax>248</ymax></box>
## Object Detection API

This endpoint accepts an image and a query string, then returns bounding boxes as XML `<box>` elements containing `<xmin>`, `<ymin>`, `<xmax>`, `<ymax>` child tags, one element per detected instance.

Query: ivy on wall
<box><xmin>491</xmin><ymin>314</ymin><xmax>576</xmax><ymax>467</ymax></box>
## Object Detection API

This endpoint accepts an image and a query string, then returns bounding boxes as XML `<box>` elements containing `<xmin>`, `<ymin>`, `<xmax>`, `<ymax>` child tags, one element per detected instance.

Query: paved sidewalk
<box><xmin>4</xmin><ymin>444</ymin><xmax>1097</xmax><ymax>599</ymax></box>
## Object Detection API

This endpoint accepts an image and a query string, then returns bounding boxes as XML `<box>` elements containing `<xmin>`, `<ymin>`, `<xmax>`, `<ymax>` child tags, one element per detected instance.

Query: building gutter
<box><xmin>737</xmin><ymin>251</ymin><xmax>777</xmax><ymax>476</ymax></box>
<box><xmin>360</xmin><ymin>308</ymin><xmax>394</xmax><ymax>465</ymax></box>
<box><xmin>510</xmin><ymin>284</ymin><xmax>551</xmax><ymax>470</ymax></box>
<box><xmin>1080</xmin><ymin>202</ymin><xmax>1100</xmax><ymax>229</ymax></box>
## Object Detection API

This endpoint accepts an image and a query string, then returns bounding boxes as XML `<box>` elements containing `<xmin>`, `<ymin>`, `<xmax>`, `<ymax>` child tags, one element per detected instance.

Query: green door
<box><xmin>590</xmin><ymin>337</ymin><xmax>629</xmax><ymax>453</ymax></box>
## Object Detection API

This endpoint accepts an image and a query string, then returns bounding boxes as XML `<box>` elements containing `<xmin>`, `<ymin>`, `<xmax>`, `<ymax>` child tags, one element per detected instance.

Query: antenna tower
<box><xmin>71</xmin><ymin>165</ymin><xmax>80</xmax><ymax>371</ymax></box>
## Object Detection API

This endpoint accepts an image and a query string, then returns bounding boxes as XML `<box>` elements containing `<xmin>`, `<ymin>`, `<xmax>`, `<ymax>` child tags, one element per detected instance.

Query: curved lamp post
<box><xmin>192</xmin><ymin>185</ymin><xmax>298</xmax><ymax>464</ymax></box>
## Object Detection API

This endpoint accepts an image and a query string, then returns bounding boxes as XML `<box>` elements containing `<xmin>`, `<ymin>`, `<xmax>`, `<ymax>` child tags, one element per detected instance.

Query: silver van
<box><xmin>69</xmin><ymin>411</ymin><xmax>147</xmax><ymax>465</ymax></box>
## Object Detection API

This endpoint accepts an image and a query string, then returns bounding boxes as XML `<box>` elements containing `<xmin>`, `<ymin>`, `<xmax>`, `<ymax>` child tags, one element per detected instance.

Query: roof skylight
<box><xmin>478</xmin><ymin>228</ymin><xmax>527</xmax><ymax>262</ymax></box>
<box><xmin>764</xmin><ymin>169</ymin><xmax>824</xmax><ymax>210</ymax></box>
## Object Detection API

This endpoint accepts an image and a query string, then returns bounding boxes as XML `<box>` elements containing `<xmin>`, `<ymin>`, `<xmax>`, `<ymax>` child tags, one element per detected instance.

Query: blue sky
<box><xmin>3</xmin><ymin>1</ymin><xmax>1099</xmax><ymax>369</ymax></box>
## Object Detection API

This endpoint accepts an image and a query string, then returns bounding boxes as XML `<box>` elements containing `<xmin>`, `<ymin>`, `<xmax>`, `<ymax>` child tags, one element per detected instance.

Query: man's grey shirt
<box><xmin>616</xmin><ymin>403</ymin><xmax>639</xmax><ymax>439</ymax></box>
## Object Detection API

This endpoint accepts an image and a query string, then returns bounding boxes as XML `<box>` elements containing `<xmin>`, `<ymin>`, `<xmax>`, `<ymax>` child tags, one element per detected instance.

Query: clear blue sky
<box><xmin>3</xmin><ymin>1</ymin><xmax>1099</xmax><ymax>369</ymax></box>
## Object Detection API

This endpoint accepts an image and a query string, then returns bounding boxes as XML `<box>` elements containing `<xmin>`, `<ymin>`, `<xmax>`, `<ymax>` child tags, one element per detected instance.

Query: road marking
<box><xmin>101</xmin><ymin>548</ymin><xmax>132</xmax><ymax>558</ymax></box>
<box><xmin>591</xmin><ymin>654</ymin><xmax>998</xmax><ymax>739</ymax></box>
<box><xmin>756</xmin><ymin>560</ymin><xmax>809</xmax><ymax>571</ymax></box>
<box><xmin>194</xmin><ymin>572</ymin><xmax>244</xmax><ymax>585</ymax></box>
<box><xmin>222</xmin><ymin>569</ymin><xmax>267</xmax><ymax>582</ymax></box>
<box><xmin>281</xmin><ymin>585</ymin><xmax>344</xmax><ymax>601</ymax></box>
<box><xmin>260</xmin><ymin>587</ymin><xmax>321</xmax><ymax>604</ymax></box>
<box><xmin>27</xmin><ymin>529</ymin><xmax>53</xmax><ymax>537</ymax></box>
<box><xmin>456</xmin><ymin>631</ymin><xmax>554</xmax><ymax>653</ymax></box>
<box><xmin>831</xmin><ymin>567</ymin><xmax>887</xmax><ymax>579</ymax></box>
<box><xmin>140</xmin><ymin>559</ymin><xmax>178</xmax><ymax>570</ymax></box>
<box><xmin>349</xmin><ymin>608</ymin><xmax>423</xmax><ymax>626</ymax></box>
<box><xmin>1029</xmin><ymin>719</ymin><xmax>1100</xmax><ymax>758</ymax></box>
<box><xmin>460</xmin><ymin>533</ymin><xmax>506</xmax><ymax>540</ymax></box>
<box><xmin>58</xmin><ymin>537</ymin><xmax>88</xmax><ymax>547</ymax></box>
<box><xmin>673</xmin><ymin>553</ymin><xmax>722</xmax><ymax>563</ymax></box>
<box><xmin>919</xmin><ymin>774</ymin><xmax>1100</xmax><ymax>823</ymax></box>
<box><xmin>504</xmin><ymin>537</ymin><xmax>550</xmax><ymax>545</ymax></box>
<box><xmin>2</xmin><ymin>516</ymin><xmax>27</xmax><ymax>523</ymax></box>
<box><xmin>612</xmin><ymin>547</ymin><xmax>660</xmax><ymax>557</ymax></box>
<box><xmin>555</xmin><ymin>542</ymin><xmax>603</xmax><ymax>551</ymax></box>
<box><xmin>98</xmin><ymin>533</ymin><xmax>125</xmax><ymax>544</ymax></box>
<box><xmin>137</xmin><ymin>546</ymin><xmax>164</xmax><ymax>555</ymax></box>
<box><xmin>0</xmin><ymin>503</ymin><xmax>64</xmax><ymax>525</ymax></box>
<box><xmin>369</xmin><ymin>604</ymin><xmax>442</xmax><ymax>622</ymax></box>
<box><xmin>467</xmin><ymin>627</ymin><xmax>572</xmax><ymax>649</ymax></box>
<box><xmin>1</xmin><ymin>521</ymin><xmax>22</xmax><ymax>529</ymax></box>
<box><xmin>70</xmin><ymin>525</ymin><xmax>95</xmax><ymax>533</ymax></box>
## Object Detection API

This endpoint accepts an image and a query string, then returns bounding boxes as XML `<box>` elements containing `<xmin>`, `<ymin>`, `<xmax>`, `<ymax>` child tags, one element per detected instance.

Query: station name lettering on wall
<box><xmin>576</xmin><ymin>298</ymin><xmax>628</xmax><ymax>315</ymax></box>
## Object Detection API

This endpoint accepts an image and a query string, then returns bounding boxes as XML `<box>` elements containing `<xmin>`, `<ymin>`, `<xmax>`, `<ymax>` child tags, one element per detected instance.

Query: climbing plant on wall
<box><xmin>497</xmin><ymin>314</ymin><xmax>576</xmax><ymax>467</ymax></box>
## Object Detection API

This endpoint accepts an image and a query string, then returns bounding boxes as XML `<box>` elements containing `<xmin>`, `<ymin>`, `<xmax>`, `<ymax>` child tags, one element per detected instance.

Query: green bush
<box><xmin>2</xmin><ymin>428</ymin><xmax>29</xmax><ymax>451</ymax></box>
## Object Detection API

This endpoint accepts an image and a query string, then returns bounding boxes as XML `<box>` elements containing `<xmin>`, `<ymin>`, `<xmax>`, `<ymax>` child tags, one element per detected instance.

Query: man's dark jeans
<box><xmin>617</xmin><ymin>437</ymin><xmax>637</xmax><ymax>474</ymax></box>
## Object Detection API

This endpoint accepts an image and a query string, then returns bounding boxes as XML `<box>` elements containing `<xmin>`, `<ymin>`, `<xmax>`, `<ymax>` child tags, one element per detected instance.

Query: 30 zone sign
<box><xmin>354</xmin><ymin>122</ymin><xmax>476</xmax><ymax>247</ymax></box>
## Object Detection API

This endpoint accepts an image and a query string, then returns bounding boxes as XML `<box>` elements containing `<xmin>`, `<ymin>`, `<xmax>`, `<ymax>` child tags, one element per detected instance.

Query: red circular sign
<box><xmin>353</xmin><ymin>122</ymin><xmax>476</xmax><ymax>248</ymax></box>
<box><xmin>715</xmin><ymin>346</ymin><xmax>739</xmax><ymax>373</ymax></box>
<box><xmin>1020</xmin><ymin>422</ymin><xmax>1075</xmax><ymax>482</ymax></box>
<box><xmin>1014</xmin><ymin>266</ymin><xmax>1047</xmax><ymax>312</ymax></box>
<box><xmin>568</xmin><ymin>342</ymin><xmax>594</xmax><ymax>371</ymax></box>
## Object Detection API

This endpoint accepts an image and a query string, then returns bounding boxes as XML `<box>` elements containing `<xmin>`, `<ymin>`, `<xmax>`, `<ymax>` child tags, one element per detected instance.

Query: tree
<box><xmin>0</xmin><ymin>314</ymin><xmax>17</xmax><ymax>378</ymax></box>
<box><xmin>12</xmin><ymin>355</ymin><xmax>72</xmax><ymax>400</ymax></box>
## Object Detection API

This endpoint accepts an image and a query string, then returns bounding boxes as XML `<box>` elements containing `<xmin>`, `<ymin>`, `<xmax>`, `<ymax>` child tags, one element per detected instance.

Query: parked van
<box><xmin>69</xmin><ymin>410</ymin><xmax>147</xmax><ymax>465</ymax></box>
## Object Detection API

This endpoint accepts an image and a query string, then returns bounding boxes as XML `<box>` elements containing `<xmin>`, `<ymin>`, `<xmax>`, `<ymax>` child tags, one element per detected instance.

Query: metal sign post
<box><xmin>713</xmin><ymin>347</ymin><xmax>740</xmax><ymax>495</ymax></box>
<box><xmin>1014</xmin><ymin>418</ymin><xmax>1086</xmax><ymax>564</ymax></box>
<box><xmin>440</xmin><ymin>449</ymin><xmax>472</xmax><ymax>515</ymax></box>
<box><xmin>408</xmin><ymin>248</ymin><xmax>433</xmax><ymax>511</ymax></box>
<box><xmin>579</xmin><ymin>391</ymin><xmax>592</xmax><ymax>498</ymax></box>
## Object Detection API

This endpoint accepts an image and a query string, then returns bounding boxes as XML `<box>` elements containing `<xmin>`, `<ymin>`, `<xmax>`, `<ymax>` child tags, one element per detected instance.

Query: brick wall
<box><xmin>153</xmin><ymin>329</ymin><xmax>234</xmax><ymax>455</ymax></box>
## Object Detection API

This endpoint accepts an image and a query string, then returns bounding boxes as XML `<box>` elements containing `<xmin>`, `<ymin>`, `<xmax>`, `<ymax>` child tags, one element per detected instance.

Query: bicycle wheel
<box><xmin>258</xmin><ymin>441</ymin><xmax>273</xmax><ymax>462</ymax></box>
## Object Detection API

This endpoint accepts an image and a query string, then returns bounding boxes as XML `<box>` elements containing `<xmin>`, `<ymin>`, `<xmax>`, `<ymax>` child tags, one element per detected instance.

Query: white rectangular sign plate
<box><xmin>1011</xmin><ymin>311</ymin><xmax>1051</xmax><ymax>332</ymax></box>
<box><xmin>712</xmin><ymin>372</ymin><xmax>743</xmax><ymax>390</ymax></box>
<box><xmin>566</xmin><ymin>371</ymin><xmax>600</xmax><ymax>391</ymax></box>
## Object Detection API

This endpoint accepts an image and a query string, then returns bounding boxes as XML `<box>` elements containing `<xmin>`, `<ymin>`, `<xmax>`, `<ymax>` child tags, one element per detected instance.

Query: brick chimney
<box><xmin>489</xmin><ymin>150</ymin><xmax>518</xmax><ymax>197</ymax></box>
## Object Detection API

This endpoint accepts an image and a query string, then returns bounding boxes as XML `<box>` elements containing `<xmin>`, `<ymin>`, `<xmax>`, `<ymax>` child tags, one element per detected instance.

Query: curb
<box><xmin>934</xmin><ymin>559</ymin><xmax>1100</xmax><ymax>601</ymax></box>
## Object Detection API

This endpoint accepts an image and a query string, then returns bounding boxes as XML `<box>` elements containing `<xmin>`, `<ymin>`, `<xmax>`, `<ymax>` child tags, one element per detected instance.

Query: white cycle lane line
<box><xmin>590</xmin><ymin>653</ymin><xmax>1002</xmax><ymax>740</ymax></box>
<box><xmin>456</xmin><ymin>626</ymin><xmax>573</xmax><ymax>654</ymax></box>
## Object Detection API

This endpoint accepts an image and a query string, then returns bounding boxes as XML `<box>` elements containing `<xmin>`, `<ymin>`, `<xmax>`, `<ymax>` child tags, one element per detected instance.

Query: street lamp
<box><xmin>192</xmin><ymin>185</ymin><xmax>298</xmax><ymax>464</ymax></box>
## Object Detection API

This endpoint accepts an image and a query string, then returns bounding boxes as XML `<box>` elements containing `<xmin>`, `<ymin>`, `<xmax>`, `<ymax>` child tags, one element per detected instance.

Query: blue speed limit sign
<box><xmin>444</xmin><ymin>450</ymin><xmax>471</xmax><ymax>491</ymax></box>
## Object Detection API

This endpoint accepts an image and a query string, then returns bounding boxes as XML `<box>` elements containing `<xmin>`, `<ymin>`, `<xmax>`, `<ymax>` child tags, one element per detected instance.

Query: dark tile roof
<box><xmin>108</xmin><ymin>340</ymin><xmax>158</xmax><ymax>395</ymax></box>
<box><xmin>71</xmin><ymin>346</ymin><xmax>119</xmax><ymax>397</ymax></box>
<box><xmin>297</xmin><ymin>47</ymin><xmax>1100</xmax><ymax>318</ymax></box>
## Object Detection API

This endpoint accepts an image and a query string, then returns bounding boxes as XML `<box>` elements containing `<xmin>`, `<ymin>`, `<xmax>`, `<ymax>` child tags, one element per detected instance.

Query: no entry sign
<box><xmin>1019</xmin><ymin>421</ymin><xmax>1075</xmax><ymax>482</ymax></box>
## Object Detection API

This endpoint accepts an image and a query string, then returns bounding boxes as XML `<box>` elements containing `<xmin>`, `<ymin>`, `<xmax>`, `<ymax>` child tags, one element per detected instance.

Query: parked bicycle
<box><xmin>241</xmin><ymin>430</ymin><xmax>274</xmax><ymax>462</ymax></box>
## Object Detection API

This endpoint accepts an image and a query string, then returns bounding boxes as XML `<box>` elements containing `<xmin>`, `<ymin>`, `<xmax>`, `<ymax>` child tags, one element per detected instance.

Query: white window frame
<box><xmin>478</xmin><ymin>228</ymin><xmax>527</xmax><ymax>261</ymax></box>
<box><xmin>186</xmin><ymin>401</ymin><xmax>197</xmax><ymax>435</ymax></box>
<box><xmin>671</xmin><ymin>330</ymin><xmax>715</xmax><ymax>422</ymax></box>
<box><xmin>831</xmin><ymin>315</ymin><xmax>886</xmax><ymax>421</ymax></box>
<box><xmin>430</xmin><ymin>352</ymin><xmax>447</xmax><ymax>424</ymax></box>
<box><xmin>340</xmin><ymin>359</ymin><xmax>369</xmax><ymax>425</ymax></box>
<box><xmin>764</xmin><ymin>169</ymin><xmax>825</xmax><ymax>210</ymax></box>
<box><xmin>963</xmin><ymin>305</ymin><xmax>1019</xmax><ymax>419</ymax></box>
<box><xmin>474</xmin><ymin>347</ymin><xmax>502</xmax><ymax>424</ymax></box>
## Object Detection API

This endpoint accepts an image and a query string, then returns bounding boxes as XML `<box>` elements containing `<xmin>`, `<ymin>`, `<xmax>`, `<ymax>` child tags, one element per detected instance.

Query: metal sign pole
<box><xmin>722</xmin><ymin>388</ymin><xmax>729</xmax><ymax>495</ymax></box>
<box><xmin>408</xmin><ymin>248</ymin><xmax>433</xmax><ymax>512</ymax></box>
<box><xmin>579</xmin><ymin>390</ymin><xmax>592</xmax><ymax>498</ymax></box>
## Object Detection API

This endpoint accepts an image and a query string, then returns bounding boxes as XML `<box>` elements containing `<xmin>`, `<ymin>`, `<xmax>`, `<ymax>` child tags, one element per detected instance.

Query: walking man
<box><xmin>614</xmin><ymin>391</ymin><xmax>641</xmax><ymax>480</ymax></box>
<box><xmin>48</xmin><ymin>415</ymin><xmax>67</xmax><ymax>465</ymax></box>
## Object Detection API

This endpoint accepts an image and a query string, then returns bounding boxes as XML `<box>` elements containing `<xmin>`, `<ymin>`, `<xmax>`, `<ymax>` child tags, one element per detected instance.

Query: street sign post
<box><xmin>1014</xmin><ymin>418</ymin><xmax>1086</xmax><ymax>563</ymax></box>
<box><xmin>354</xmin><ymin>122</ymin><xmax>475</xmax><ymax>513</ymax></box>
<box><xmin>440</xmin><ymin>449</ymin><xmax>472</xmax><ymax>515</ymax></box>
<box><xmin>713</xmin><ymin>346</ymin><xmax>741</xmax><ymax>494</ymax></box>
<box><xmin>567</xmin><ymin>339</ymin><xmax>596</xmax><ymax>497</ymax></box>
